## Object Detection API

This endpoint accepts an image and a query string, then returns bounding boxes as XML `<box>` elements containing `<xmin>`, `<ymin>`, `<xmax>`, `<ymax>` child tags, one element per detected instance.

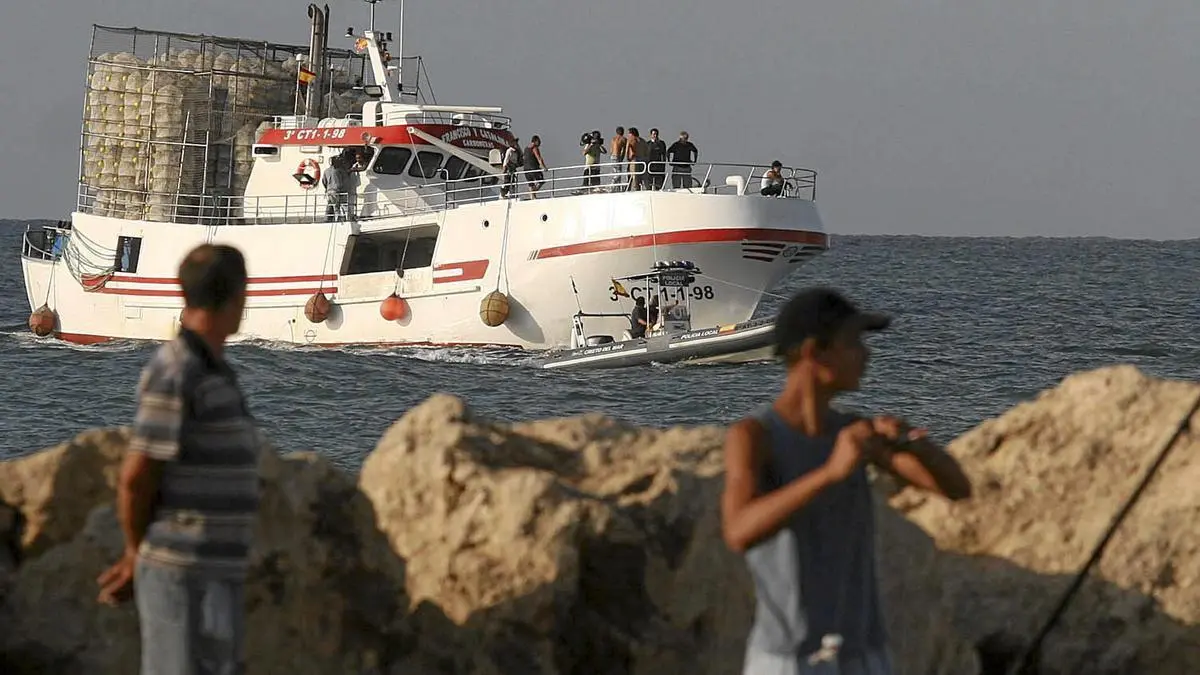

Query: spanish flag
<box><xmin>611</xmin><ymin>279</ymin><xmax>629</xmax><ymax>298</ymax></box>
<box><xmin>298</xmin><ymin>66</ymin><xmax>316</xmax><ymax>85</ymax></box>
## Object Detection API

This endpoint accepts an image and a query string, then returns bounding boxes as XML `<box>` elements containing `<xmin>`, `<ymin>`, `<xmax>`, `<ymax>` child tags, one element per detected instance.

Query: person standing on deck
<box><xmin>610</xmin><ymin>126</ymin><xmax>627</xmax><ymax>189</ymax></box>
<box><xmin>582</xmin><ymin>130</ymin><xmax>604</xmax><ymax>190</ymax></box>
<box><xmin>524</xmin><ymin>135</ymin><xmax>548</xmax><ymax>198</ymax></box>
<box><xmin>720</xmin><ymin>287</ymin><xmax>972</xmax><ymax>675</ymax></box>
<box><xmin>322</xmin><ymin>155</ymin><xmax>350</xmax><ymax>222</ymax></box>
<box><xmin>647</xmin><ymin>128</ymin><xmax>668</xmax><ymax>191</ymax></box>
<box><xmin>501</xmin><ymin>137</ymin><xmax>523</xmax><ymax>198</ymax></box>
<box><xmin>97</xmin><ymin>244</ymin><xmax>265</xmax><ymax>675</ymax></box>
<box><xmin>626</xmin><ymin>127</ymin><xmax>650</xmax><ymax>191</ymax></box>
<box><xmin>667</xmin><ymin>131</ymin><xmax>699</xmax><ymax>189</ymax></box>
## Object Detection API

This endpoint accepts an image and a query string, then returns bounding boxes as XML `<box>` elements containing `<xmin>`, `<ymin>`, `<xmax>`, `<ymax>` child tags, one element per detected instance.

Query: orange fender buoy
<box><xmin>479</xmin><ymin>290</ymin><xmax>510</xmax><ymax>327</ymax></box>
<box><xmin>305</xmin><ymin>291</ymin><xmax>332</xmax><ymax>323</ymax></box>
<box><xmin>380</xmin><ymin>294</ymin><xmax>409</xmax><ymax>322</ymax></box>
<box><xmin>29</xmin><ymin>304</ymin><xmax>57</xmax><ymax>337</ymax></box>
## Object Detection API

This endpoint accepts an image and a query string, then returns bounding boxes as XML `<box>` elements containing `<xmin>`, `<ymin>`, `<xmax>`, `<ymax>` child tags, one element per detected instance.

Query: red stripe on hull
<box><xmin>531</xmin><ymin>228</ymin><xmax>828</xmax><ymax>260</ymax></box>
<box><xmin>90</xmin><ymin>287</ymin><xmax>338</xmax><ymax>298</ymax></box>
<box><xmin>54</xmin><ymin>331</ymin><xmax>505</xmax><ymax>349</ymax></box>
<box><xmin>432</xmin><ymin>260</ymin><xmax>490</xmax><ymax>284</ymax></box>
<box><xmin>56</xmin><ymin>332</ymin><xmax>115</xmax><ymax>345</ymax></box>
<box><xmin>83</xmin><ymin>273</ymin><xmax>339</xmax><ymax>286</ymax></box>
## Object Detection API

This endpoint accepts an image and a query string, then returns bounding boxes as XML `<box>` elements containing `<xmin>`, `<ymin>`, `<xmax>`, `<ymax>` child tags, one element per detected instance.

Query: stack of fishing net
<box><xmin>81</xmin><ymin>47</ymin><xmax>297</xmax><ymax>222</ymax></box>
<box><xmin>81</xmin><ymin>37</ymin><xmax>368</xmax><ymax>223</ymax></box>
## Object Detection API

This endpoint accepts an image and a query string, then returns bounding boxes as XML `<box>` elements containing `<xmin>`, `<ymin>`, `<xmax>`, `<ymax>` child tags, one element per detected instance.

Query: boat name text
<box><xmin>611</xmin><ymin>285</ymin><xmax>716</xmax><ymax>303</ymax></box>
<box><xmin>679</xmin><ymin>328</ymin><xmax>721</xmax><ymax>340</ymax></box>
<box><xmin>439</xmin><ymin>126</ymin><xmax>510</xmax><ymax>149</ymax></box>
<box><xmin>281</xmin><ymin>128</ymin><xmax>350</xmax><ymax>142</ymax></box>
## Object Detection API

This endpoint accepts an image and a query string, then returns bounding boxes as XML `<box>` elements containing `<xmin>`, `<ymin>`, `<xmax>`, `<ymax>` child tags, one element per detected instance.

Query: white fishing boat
<box><xmin>20</xmin><ymin>0</ymin><xmax>828</xmax><ymax>349</ymax></box>
<box><xmin>538</xmin><ymin>261</ymin><xmax>777</xmax><ymax>370</ymax></box>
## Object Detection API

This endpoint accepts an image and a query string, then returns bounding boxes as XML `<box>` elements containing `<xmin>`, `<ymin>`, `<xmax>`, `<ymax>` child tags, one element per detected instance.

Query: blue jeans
<box><xmin>135</xmin><ymin>557</ymin><xmax>247</xmax><ymax>675</ymax></box>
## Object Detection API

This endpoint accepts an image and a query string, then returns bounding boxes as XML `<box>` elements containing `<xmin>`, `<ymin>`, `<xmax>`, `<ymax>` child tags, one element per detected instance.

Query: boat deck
<box><xmin>75</xmin><ymin>159</ymin><xmax>818</xmax><ymax>226</ymax></box>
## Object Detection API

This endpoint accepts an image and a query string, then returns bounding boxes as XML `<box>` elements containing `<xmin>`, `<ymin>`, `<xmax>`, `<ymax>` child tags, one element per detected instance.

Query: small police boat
<box><xmin>538</xmin><ymin>261</ymin><xmax>777</xmax><ymax>370</ymax></box>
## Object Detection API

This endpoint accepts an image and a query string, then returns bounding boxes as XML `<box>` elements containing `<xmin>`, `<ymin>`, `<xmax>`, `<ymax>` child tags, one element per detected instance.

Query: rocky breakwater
<box><xmin>2</xmin><ymin>365</ymin><xmax>1194</xmax><ymax>674</ymax></box>
<box><xmin>894</xmin><ymin>365</ymin><xmax>1200</xmax><ymax>674</ymax></box>
<box><xmin>0</xmin><ymin>397</ymin><xmax>978</xmax><ymax>673</ymax></box>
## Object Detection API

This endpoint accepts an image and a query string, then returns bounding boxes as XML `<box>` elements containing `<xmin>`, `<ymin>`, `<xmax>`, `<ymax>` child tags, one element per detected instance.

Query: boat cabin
<box><xmin>241</xmin><ymin>100</ymin><xmax>514</xmax><ymax>223</ymax></box>
<box><xmin>237</xmin><ymin>23</ymin><xmax>516</xmax><ymax>224</ymax></box>
<box><xmin>569</xmin><ymin>260</ymin><xmax>703</xmax><ymax>349</ymax></box>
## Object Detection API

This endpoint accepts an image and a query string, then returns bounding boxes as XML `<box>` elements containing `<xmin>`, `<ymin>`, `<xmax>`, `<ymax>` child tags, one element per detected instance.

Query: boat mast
<box><xmin>350</xmin><ymin>0</ymin><xmax>400</xmax><ymax>103</ymax></box>
<box><xmin>397</xmin><ymin>0</ymin><xmax>405</xmax><ymax>81</ymax></box>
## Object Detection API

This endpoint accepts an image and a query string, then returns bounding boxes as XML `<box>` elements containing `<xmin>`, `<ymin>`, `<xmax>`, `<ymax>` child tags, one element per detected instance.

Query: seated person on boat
<box><xmin>761</xmin><ymin>160</ymin><xmax>785</xmax><ymax>196</ymax></box>
<box><xmin>629</xmin><ymin>297</ymin><xmax>650</xmax><ymax>339</ymax></box>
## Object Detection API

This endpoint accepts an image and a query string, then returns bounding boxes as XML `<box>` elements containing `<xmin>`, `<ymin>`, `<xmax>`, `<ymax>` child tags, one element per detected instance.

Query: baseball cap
<box><xmin>773</xmin><ymin>287</ymin><xmax>891</xmax><ymax>358</ymax></box>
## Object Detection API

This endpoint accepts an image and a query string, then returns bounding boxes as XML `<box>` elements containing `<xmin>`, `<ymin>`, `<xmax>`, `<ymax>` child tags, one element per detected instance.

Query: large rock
<box><xmin>18</xmin><ymin>366</ymin><xmax>1196</xmax><ymax>674</ymax></box>
<box><xmin>895</xmin><ymin>365</ymin><xmax>1200</xmax><ymax>674</ymax></box>
<box><xmin>0</xmin><ymin>393</ymin><xmax>980</xmax><ymax>674</ymax></box>
<box><xmin>0</xmin><ymin>428</ymin><xmax>129</xmax><ymax>558</ymax></box>
<box><xmin>0</xmin><ymin>435</ymin><xmax>419</xmax><ymax>674</ymax></box>
<box><xmin>359</xmin><ymin>393</ymin><xmax>980</xmax><ymax>675</ymax></box>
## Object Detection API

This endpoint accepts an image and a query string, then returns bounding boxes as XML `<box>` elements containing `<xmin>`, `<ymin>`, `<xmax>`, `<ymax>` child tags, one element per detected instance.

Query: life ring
<box><xmin>294</xmin><ymin>159</ymin><xmax>321</xmax><ymax>190</ymax></box>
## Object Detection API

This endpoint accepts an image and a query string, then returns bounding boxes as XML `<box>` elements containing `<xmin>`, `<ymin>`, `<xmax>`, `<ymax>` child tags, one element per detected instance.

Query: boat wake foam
<box><xmin>1</xmin><ymin>330</ymin><xmax>144</xmax><ymax>353</ymax></box>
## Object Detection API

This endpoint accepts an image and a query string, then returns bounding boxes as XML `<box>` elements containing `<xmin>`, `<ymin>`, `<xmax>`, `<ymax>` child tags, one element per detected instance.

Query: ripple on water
<box><xmin>2</xmin><ymin>226</ymin><xmax>1199</xmax><ymax>470</ymax></box>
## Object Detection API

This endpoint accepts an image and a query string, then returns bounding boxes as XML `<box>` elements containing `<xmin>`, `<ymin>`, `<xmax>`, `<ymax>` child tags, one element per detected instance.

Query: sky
<box><xmin>1</xmin><ymin>0</ymin><xmax>1197</xmax><ymax>238</ymax></box>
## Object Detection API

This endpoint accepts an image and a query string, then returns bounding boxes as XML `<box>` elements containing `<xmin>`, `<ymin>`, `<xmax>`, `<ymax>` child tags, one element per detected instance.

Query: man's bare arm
<box><xmin>116</xmin><ymin>451</ymin><xmax>162</xmax><ymax>556</ymax></box>
<box><xmin>869</xmin><ymin>419</ymin><xmax>972</xmax><ymax>500</ymax></box>
<box><xmin>720</xmin><ymin>419</ymin><xmax>838</xmax><ymax>554</ymax></box>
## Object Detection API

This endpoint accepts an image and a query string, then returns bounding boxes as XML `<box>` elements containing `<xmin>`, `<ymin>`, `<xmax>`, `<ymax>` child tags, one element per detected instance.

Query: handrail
<box><xmin>21</xmin><ymin>223</ymin><xmax>71</xmax><ymax>262</ymax></box>
<box><xmin>75</xmin><ymin>158</ymin><xmax>818</xmax><ymax>226</ymax></box>
<box><xmin>266</xmin><ymin>108</ymin><xmax>514</xmax><ymax>131</ymax></box>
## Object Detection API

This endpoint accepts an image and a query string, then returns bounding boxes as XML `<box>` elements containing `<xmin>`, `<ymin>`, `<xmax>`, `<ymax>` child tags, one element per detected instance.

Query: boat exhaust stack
<box><xmin>305</xmin><ymin>3</ymin><xmax>330</xmax><ymax>116</ymax></box>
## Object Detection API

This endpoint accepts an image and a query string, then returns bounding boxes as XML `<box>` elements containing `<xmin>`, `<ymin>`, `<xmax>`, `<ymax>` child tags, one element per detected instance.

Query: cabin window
<box><xmin>340</xmin><ymin>225</ymin><xmax>441</xmax><ymax>275</ymax></box>
<box><xmin>443</xmin><ymin>156</ymin><xmax>469</xmax><ymax>181</ymax></box>
<box><xmin>372</xmin><ymin>147</ymin><xmax>413</xmax><ymax>175</ymax></box>
<box><xmin>252</xmin><ymin>146</ymin><xmax>279</xmax><ymax>156</ymax></box>
<box><xmin>409</xmin><ymin>151</ymin><xmax>443</xmax><ymax>179</ymax></box>
<box><xmin>114</xmin><ymin>236</ymin><xmax>142</xmax><ymax>273</ymax></box>
<box><xmin>336</xmin><ymin>145</ymin><xmax>375</xmax><ymax>168</ymax></box>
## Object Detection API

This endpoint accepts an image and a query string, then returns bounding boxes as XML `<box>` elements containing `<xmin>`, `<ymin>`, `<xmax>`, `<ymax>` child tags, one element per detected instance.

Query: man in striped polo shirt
<box><xmin>97</xmin><ymin>243</ymin><xmax>262</xmax><ymax>675</ymax></box>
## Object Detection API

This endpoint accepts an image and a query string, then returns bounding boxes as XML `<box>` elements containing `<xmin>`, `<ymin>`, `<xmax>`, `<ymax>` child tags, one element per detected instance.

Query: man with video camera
<box><xmin>580</xmin><ymin>130</ymin><xmax>604</xmax><ymax>189</ymax></box>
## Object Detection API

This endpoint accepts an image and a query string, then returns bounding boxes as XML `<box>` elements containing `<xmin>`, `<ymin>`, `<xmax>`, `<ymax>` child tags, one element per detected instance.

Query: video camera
<box><xmin>580</xmin><ymin>130</ymin><xmax>602</xmax><ymax>147</ymax></box>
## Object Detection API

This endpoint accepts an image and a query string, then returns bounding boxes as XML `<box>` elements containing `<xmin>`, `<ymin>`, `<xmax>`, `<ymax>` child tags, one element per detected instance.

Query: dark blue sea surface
<box><xmin>3</xmin><ymin>220</ymin><xmax>1197</xmax><ymax>471</ymax></box>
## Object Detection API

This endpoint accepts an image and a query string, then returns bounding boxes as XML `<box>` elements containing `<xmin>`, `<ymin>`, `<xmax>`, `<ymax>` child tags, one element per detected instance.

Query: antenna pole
<box><xmin>396</xmin><ymin>0</ymin><xmax>405</xmax><ymax>94</ymax></box>
<box><xmin>398</xmin><ymin>0</ymin><xmax>405</xmax><ymax>61</ymax></box>
<box><xmin>570</xmin><ymin>276</ymin><xmax>583</xmax><ymax>313</ymax></box>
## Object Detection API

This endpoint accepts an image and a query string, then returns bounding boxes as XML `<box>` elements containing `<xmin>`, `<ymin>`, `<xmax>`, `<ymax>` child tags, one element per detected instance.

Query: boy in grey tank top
<box><xmin>720</xmin><ymin>287</ymin><xmax>972</xmax><ymax>674</ymax></box>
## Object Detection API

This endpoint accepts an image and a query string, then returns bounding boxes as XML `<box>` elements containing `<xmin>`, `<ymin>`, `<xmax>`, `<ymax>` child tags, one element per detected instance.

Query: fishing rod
<box><xmin>1005</xmin><ymin>390</ymin><xmax>1200</xmax><ymax>675</ymax></box>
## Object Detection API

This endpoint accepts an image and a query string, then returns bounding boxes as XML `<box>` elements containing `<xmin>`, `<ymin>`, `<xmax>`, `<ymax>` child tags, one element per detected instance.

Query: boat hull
<box><xmin>538</xmin><ymin>318</ymin><xmax>777</xmax><ymax>370</ymax></box>
<box><xmin>21</xmin><ymin>190</ymin><xmax>826</xmax><ymax>350</ymax></box>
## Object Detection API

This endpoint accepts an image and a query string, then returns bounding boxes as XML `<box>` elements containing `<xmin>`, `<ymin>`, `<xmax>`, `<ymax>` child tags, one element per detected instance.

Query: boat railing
<box><xmin>20</xmin><ymin>222</ymin><xmax>72</xmax><ymax>262</ymax></box>
<box><xmin>381</xmin><ymin>109</ymin><xmax>514</xmax><ymax>129</ymax></box>
<box><xmin>267</xmin><ymin>110</ymin><xmax>515</xmax><ymax>130</ymax></box>
<box><xmin>73</xmin><ymin>159</ymin><xmax>817</xmax><ymax>226</ymax></box>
